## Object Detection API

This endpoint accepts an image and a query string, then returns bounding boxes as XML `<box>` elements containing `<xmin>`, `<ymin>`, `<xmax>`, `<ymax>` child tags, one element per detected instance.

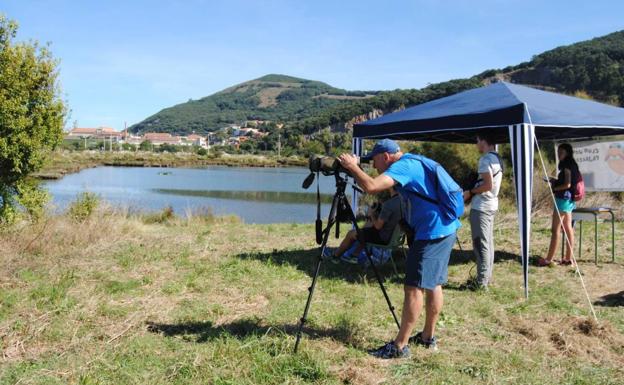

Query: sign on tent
<box><xmin>566</xmin><ymin>139</ymin><xmax>624</xmax><ymax>191</ymax></box>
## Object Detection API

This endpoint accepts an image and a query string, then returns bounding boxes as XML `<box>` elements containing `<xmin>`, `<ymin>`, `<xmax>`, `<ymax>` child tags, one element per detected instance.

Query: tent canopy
<box><xmin>353</xmin><ymin>81</ymin><xmax>624</xmax><ymax>142</ymax></box>
<box><xmin>351</xmin><ymin>81</ymin><xmax>624</xmax><ymax>298</ymax></box>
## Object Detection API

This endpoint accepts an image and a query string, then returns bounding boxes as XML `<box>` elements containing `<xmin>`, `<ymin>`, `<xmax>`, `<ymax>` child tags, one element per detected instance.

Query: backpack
<box><xmin>403</xmin><ymin>154</ymin><xmax>464</xmax><ymax>221</ymax></box>
<box><xmin>573</xmin><ymin>172</ymin><xmax>585</xmax><ymax>202</ymax></box>
<box><xmin>467</xmin><ymin>151</ymin><xmax>504</xmax><ymax>190</ymax></box>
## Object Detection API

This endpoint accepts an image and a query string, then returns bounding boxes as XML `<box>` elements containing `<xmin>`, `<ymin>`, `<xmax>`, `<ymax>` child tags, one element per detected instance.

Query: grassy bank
<box><xmin>34</xmin><ymin>151</ymin><xmax>308</xmax><ymax>179</ymax></box>
<box><xmin>0</xmin><ymin>203</ymin><xmax>623</xmax><ymax>384</ymax></box>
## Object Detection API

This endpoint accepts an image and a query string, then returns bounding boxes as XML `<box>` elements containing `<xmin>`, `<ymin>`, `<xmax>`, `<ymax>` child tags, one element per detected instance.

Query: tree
<box><xmin>139</xmin><ymin>140</ymin><xmax>152</xmax><ymax>151</ymax></box>
<box><xmin>0</xmin><ymin>15</ymin><xmax>66</xmax><ymax>222</ymax></box>
<box><xmin>157</xmin><ymin>143</ymin><xmax>179</xmax><ymax>153</ymax></box>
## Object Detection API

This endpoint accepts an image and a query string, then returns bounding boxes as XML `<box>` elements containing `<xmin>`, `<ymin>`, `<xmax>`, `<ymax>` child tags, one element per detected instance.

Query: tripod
<box><xmin>293</xmin><ymin>172</ymin><xmax>401</xmax><ymax>353</ymax></box>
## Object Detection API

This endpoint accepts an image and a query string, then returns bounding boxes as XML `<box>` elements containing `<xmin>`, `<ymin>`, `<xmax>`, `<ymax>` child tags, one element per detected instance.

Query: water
<box><xmin>42</xmin><ymin>166</ymin><xmax>352</xmax><ymax>223</ymax></box>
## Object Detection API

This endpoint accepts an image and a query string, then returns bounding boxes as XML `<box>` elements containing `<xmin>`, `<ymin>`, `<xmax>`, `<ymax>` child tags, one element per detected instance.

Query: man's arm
<box><xmin>464</xmin><ymin>171</ymin><xmax>493</xmax><ymax>201</ymax></box>
<box><xmin>472</xmin><ymin>171</ymin><xmax>493</xmax><ymax>194</ymax></box>
<box><xmin>337</xmin><ymin>153</ymin><xmax>395</xmax><ymax>194</ymax></box>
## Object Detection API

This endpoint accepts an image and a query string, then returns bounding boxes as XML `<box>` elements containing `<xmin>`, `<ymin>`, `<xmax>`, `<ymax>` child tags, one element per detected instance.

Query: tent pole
<box><xmin>509</xmin><ymin>123</ymin><xmax>534</xmax><ymax>299</ymax></box>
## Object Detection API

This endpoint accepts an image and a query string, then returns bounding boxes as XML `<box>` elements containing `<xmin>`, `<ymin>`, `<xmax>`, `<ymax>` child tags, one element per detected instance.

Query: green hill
<box><xmin>505</xmin><ymin>30</ymin><xmax>624</xmax><ymax>102</ymax></box>
<box><xmin>129</xmin><ymin>74</ymin><xmax>378</xmax><ymax>135</ymax></box>
<box><xmin>131</xmin><ymin>30</ymin><xmax>624</xmax><ymax>137</ymax></box>
<box><xmin>293</xmin><ymin>30</ymin><xmax>624</xmax><ymax>135</ymax></box>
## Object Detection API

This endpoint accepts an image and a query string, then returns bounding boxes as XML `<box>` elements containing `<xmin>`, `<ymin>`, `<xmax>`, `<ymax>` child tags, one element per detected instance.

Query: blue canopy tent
<box><xmin>352</xmin><ymin>81</ymin><xmax>624</xmax><ymax>298</ymax></box>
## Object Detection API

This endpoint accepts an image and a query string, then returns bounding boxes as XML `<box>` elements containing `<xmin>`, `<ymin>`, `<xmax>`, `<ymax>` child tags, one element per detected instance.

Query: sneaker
<box><xmin>321</xmin><ymin>248</ymin><xmax>340</xmax><ymax>264</ymax></box>
<box><xmin>340</xmin><ymin>254</ymin><xmax>359</xmax><ymax>264</ymax></box>
<box><xmin>459</xmin><ymin>278</ymin><xmax>487</xmax><ymax>292</ymax></box>
<box><xmin>367</xmin><ymin>341</ymin><xmax>410</xmax><ymax>359</ymax></box>
<box><xmin>408</xmin><ymin>332</ymin><xmax>438</xmax><ymax>351</ymax></box>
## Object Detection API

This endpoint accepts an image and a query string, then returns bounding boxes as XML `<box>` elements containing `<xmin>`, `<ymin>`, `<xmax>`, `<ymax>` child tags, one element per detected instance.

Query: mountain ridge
<box><xmin>130</xmin><ymin>30</ymin><xmax>624</xmax><ymax>136</ymax></box>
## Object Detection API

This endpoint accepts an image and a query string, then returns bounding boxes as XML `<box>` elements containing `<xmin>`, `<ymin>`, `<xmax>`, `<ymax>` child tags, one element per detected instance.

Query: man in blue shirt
<box><xmin>338</xmin><ymin>139</ymin><xmax>460</xmax><ymax>359</ymax></box>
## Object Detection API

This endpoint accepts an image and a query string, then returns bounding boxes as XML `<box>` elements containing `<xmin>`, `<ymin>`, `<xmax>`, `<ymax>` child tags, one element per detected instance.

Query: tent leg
<box><xmin>509</xmin><ymin>123</ymin><xmax>534</xmax><ymax>299</ymax></box>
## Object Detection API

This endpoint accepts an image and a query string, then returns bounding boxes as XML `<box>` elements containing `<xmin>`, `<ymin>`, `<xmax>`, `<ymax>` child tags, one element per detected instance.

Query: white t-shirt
<box><xmin>471</xmin><ymin>152</ymin><xmax>503</xmax><ymax>212</ymax></box>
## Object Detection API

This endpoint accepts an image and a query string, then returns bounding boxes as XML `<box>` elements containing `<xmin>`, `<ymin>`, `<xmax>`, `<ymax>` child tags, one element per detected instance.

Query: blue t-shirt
<box><xmin>384</xmin><ymin>154</ymin><xmax>461</xmax><ymax>240</ymax></box>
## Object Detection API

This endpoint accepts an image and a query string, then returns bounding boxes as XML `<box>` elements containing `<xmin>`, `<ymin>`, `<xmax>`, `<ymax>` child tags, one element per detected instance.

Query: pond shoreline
<box><xmin>35</xmin><ymin>150</ymin><xmax>308</xmax><ymax>179</ymax></box>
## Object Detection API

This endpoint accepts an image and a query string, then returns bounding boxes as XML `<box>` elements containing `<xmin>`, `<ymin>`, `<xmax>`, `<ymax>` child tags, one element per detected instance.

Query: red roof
<box><xmin>70</xmin><ymin>128</ymin><xmax>97</xmax><ymax>134</ymax></box>
<box><xmin>144</xmin><ymin>133</ymin><xmax>174</xmax><ymax>140</ymax></box>
<box><xmin>68</xmin><ymin>127</ymin><xmax>121</xmax><ymax>136</ymax></box>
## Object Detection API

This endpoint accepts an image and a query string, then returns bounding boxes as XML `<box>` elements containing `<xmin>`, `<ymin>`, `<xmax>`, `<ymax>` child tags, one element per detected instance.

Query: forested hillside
<box><xmin>129</xmin><ymin>74</ymin><xmax>377</xmax><ymax>134</ymax></box>
<box><xmin>292</xmin><ymin>30</ymin><xmax>624</xmax><ymax>135</ymax></box>
<box><xmin>130</xmin><ymin>30</ymin><xmax>624</xmax><ymax>151</ymax></box>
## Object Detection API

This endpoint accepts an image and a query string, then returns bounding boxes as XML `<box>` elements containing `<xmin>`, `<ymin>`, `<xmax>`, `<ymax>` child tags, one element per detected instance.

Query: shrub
<box><xmin>16</xmin><ymin>180</ymin><xmax>50</xmax><ymax>222</ymax></box>
<box><xmin>143</xmin><ymin>205</ymin><xmax>175</xmax><ymax>224</ymax></box>
<box><xmin>68</xmin><ymin>192</ymin><xmax>99</xmax><ymax>222</ymax></box>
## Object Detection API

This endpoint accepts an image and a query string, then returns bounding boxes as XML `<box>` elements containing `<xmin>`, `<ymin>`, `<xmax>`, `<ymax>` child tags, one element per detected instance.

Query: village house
<box><xmin>65</xmin><ymin>125</ymin><xmax>213</xmax><ymax>150</ymax></box>
<box><xmin>66</xmin><ymin>127</ymin><xmax>124</xmax><ymax>142</ymax></box>
<box><xmin>143</xmin><ymin>132</ymin><xmax>183</xmax><ymax>146</ymax></box>
<box><xmin>185</xmin><ymin>133</ymin><xmax>208</xmax><ymax>148</ymax></box>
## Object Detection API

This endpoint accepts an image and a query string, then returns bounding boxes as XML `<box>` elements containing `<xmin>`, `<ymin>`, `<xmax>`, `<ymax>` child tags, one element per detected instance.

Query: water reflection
<box><xmin>154</xmin><ymin>189</ymin><xmax>334</xmax><ymax>204</ymax></box>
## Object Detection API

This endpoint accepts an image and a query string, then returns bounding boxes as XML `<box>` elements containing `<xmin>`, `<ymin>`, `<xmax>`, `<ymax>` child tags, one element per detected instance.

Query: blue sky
<box><xmin>3</xmin><ymin>0</ymin><xmax>624</xmax><ymax>130</ymax></box>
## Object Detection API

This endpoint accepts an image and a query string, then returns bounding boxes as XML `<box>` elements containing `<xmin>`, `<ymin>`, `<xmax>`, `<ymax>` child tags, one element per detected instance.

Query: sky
<box><xmin>3</xmin><ymin>0</ymin><xmax>624</xmax><ymax>130</ymax></box>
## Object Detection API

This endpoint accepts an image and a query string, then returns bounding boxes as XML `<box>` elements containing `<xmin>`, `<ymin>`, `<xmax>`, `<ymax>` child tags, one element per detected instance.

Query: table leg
<box><xmin>579</xmin><ymin>220</ymin><xmax>583</xmax><ymax>260</ymax></box>
<box><xmin>594</xmin><ymin>213</ymin><xmax>598</xmax><ymax>265</ymax></box>
<box><xmin>610</xmin><ymin>210</ymin><xmax>615</xmax><ymax>262</ymax></box>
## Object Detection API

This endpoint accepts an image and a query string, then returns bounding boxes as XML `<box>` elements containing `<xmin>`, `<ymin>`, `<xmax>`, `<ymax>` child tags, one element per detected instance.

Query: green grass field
<box><xmin>1</xmin><ymin>202</ymin><xmax>623</xmax><ymax>384</ymax></box>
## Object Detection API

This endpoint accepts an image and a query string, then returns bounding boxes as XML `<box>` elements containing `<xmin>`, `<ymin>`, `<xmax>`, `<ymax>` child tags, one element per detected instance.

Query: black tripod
<box><xmin>294</xmin><ymin>172</ymin><xmax>401</xmax><ymax>353</ymax></box>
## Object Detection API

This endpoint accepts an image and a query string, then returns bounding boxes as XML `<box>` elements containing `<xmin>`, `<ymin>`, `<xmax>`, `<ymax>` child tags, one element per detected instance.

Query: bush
<box><xmin>16</xmin><ymin>180</ymin><xmax>50</xmax><ymax>222</ymax></box>
<box><xmin>143</xmin><ymin>206</ymin><xmax>175</xmax><ymax>224</ymax></box>
<box><xmin>68</xmin><ymin>192</ymin><xmax>99</xmax><ymax>222</ymax></box>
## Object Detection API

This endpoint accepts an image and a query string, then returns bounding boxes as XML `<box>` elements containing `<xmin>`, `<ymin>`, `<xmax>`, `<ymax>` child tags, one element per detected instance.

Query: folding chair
<box><xmin>365</xmin><ymin>225</ymin><xmax>407</xmax><ymax>277</ymax></box>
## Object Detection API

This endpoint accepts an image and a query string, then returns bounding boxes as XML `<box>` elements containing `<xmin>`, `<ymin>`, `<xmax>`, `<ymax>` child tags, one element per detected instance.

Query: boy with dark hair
<box><xmin>463</xmin><ymin>131</ymin><xmax>503</xmax><ymax>289</ymax></box>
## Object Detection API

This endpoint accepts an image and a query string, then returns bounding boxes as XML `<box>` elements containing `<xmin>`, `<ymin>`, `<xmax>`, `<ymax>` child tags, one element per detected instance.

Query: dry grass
<box><xmin>0</xmin><ymin>201</ymin><xmax>623</xmax><ymax>384</ymax></box>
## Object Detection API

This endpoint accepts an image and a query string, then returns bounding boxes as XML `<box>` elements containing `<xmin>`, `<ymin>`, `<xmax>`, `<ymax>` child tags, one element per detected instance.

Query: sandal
<box><xmin>537</xmin><ymin>257</ymin><xmax>553</xmax><ymax>267</ymax></box>
<box><xmin>559</xmin><ymin>259</ymin><xmax>576</xmax><ymax>267</ymax></box>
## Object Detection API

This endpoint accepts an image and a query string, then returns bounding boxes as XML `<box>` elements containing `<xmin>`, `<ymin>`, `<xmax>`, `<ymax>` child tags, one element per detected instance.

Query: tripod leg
<box><xmin>340</xmin><ymin>194</ymin><xmax>401</xmax><ymax>331</ymax></box>
<box><xmin>364</xmin><ymin>249</ymin><xmax>401</xmax><ymax>330</ymax></box>
<box><xmin>294</xmin><ymin>193</ymin><xmax>339</xmax><ymax>353</ymax></box>
<box><xmin>293</xmin><ymin>255</ymin><xmax>324</xmax><ymax>353</ymax></box>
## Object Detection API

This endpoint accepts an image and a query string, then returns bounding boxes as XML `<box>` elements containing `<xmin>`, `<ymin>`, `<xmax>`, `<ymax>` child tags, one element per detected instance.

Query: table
<box><xmin>569</xmin><ymin>207</ymin><xmax>616</xmax><ymax>264</ymax></box>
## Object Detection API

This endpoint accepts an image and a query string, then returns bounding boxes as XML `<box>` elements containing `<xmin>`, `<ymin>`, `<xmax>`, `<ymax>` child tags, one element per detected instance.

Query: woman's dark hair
<box><xmin>558</xmin><ymin>143</ymin><xmax>578</xmax><ymax>170</ymax></box>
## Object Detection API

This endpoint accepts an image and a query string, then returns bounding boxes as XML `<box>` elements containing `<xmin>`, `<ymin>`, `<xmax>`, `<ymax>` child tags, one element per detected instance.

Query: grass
<box><xmin>0</xmin><ymin>203</ymin><xmax>623</xmax><ymax>384</ymax></box>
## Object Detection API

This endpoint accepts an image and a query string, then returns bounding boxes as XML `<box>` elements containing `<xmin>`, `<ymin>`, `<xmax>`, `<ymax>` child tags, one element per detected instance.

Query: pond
<box><xmin>42</xmin><ymin>166</ymin><xmax>356</xmax><ymax>224</ymax></box>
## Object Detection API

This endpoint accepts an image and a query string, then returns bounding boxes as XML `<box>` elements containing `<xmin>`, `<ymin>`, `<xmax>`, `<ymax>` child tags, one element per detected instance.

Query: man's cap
<box><xmin>361</xmin><ymin>139</ymin><xmax>400</xmax><ymax>161</ymax></box>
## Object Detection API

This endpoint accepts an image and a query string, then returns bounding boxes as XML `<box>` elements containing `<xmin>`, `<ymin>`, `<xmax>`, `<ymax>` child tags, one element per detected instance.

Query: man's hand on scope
<box><xmin>338</xmin><ymin>153</ymin><xmax>359</xmax><ymax>172</ymax></box>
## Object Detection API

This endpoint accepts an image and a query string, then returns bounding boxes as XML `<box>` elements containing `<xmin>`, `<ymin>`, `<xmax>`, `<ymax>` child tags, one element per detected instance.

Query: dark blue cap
<box><xmin>361</xmin><ymin>139</ymin><xmax>400</xmax><ymax>161</ymax></box>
